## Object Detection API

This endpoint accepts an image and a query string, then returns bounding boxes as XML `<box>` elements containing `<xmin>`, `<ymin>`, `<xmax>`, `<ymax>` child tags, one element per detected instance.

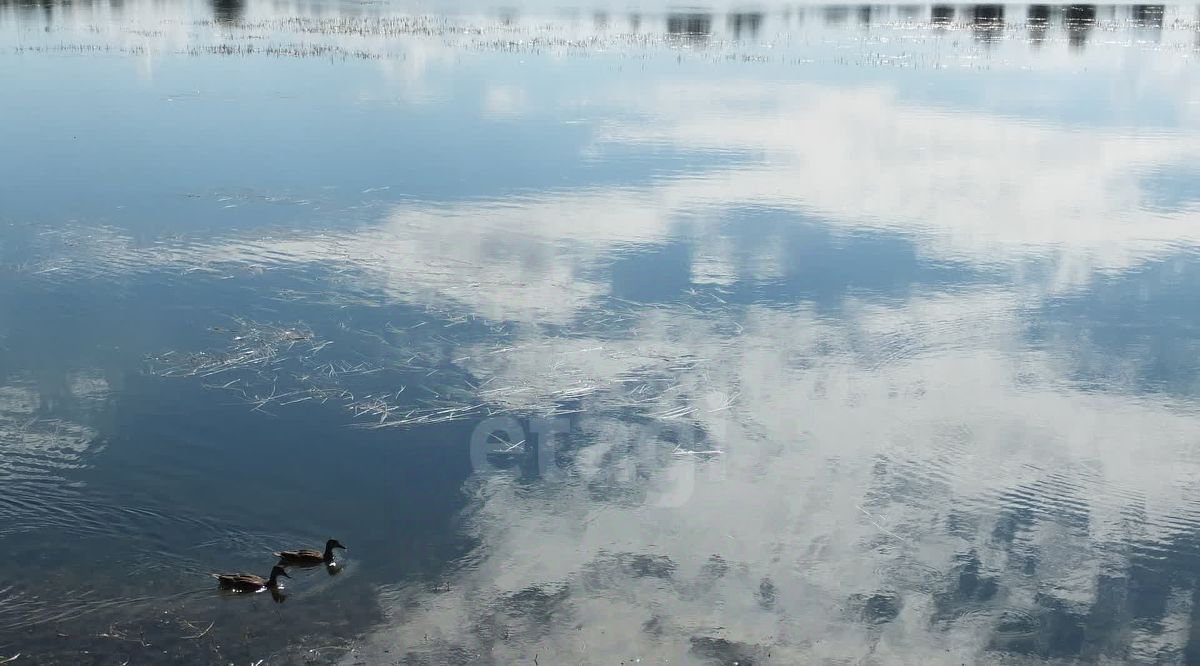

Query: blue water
<box><xmin>2</xmin><ymin>2</ymin><xmax>1200</xmax><ymax>664</ymax></box>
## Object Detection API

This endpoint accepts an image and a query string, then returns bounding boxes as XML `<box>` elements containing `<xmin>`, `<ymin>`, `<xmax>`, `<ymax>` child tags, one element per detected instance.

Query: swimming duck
<box><xmin>212</xmin><ymin>564</ymin><xmax>290</xmax><ymax>592</ymax></box>
<box><xmin>274</xmin><ymin>539</ymin><xmax>346</xmax><ymax>566</ymax></box>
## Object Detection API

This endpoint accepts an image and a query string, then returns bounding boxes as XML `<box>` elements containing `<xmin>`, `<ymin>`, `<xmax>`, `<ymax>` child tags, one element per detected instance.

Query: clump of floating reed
<box><xmin>147</xmin><ymin>318</ymin><xmax>324</xmax><ymax>380</ymax></box>
<box><xmin>144</xmin><ymin>283</ymin><xmax>742</xmax><ymax>439</ymax></box>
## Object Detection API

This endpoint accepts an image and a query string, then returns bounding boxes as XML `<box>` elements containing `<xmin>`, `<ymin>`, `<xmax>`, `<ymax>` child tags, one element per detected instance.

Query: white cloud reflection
<box><xmin>0</xmin><ymin>372</ymin><xmax>108</xmax><ymax>483</ymax></box>
<box><xmin>589</xmin><ymin>82</ymin><xmax>1200</xmax><ymax>283</ymax></box>
<box><xmin>312</xmin><ymin>56</ymin><xmax>1200</xmax><ymax>665</ymax></box>
<box><xmin>131</xmin><ymin>75</ymin><xmax>1200</xmax><ymax>312</ymax></box>
<box><xmin>328</xmin><ymin>275</ymin><xmax>1200</xmax><ymax>662</ymax></box>
<box><xmin>0</xmin><ymin>372</ymin><xmax>110</xmax><ymax>541</ymax></box>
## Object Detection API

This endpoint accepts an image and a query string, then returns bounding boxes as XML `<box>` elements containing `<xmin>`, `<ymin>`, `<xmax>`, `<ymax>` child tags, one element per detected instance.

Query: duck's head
<box><xmin>327</xmin><ymin>539</ymin><xmax>347</xmax><ymax>551</ymax></box>
<box><xmin>270</xmin><ymin>565</ymin><xmax>292</xmax><ymax>581</ymax></box>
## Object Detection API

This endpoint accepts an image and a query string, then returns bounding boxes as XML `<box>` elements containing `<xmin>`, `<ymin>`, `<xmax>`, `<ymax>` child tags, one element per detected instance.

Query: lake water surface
<box><xmin>2</xmin><ymin>1</ymin><xmax>1200</xmax><ymax>664</ymax></box>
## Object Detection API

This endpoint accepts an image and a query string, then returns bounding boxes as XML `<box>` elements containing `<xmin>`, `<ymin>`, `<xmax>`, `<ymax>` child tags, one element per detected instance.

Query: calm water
<box><xmin>2</xmin><ymin>1</ymin><xmax>1200</xmax><ymax>663</ymax></box>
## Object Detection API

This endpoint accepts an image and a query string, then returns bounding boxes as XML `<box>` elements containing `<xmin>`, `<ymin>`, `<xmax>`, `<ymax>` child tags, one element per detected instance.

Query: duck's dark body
<box><xmin>213</xmin><ymin>565</ymin><xmax>290</xmax><ymax>592</ymax></box>
<box><xmin>274</xmin><ymin>549</ymin><xmax>325</xmax><ymax>564</ymax></box>
<box><xmin>275</xmin><ymin>539</ymin><xmax>346</xmax><ymax>566</ymax></box>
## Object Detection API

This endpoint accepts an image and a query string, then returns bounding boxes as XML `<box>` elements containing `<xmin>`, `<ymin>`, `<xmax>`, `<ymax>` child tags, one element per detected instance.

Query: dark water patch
<box><xmin>847</xmin><ymin>590</ymin><xmax>903</xmax><ymax>625</ymax></box>
<box><xmin>756</xmin><ymin>577</ymin><xmax>777</xmax><ymax>609</ymax></box>
<box><xmin>689</xmin><ymin>636</ymin><xmax>764</xmax><ymax>665</ymax></box>
<box><xmin>500</xmin><ymin>584</ymin><xmax>570</xmax><ymax>625</ymax></box>
<box><xmin>931</xmin><ymin>549</ymin><xmax>1001</xmax><ymax>625</ymax></box>
<box><xmin>580</xmin><ymin>551</ymin><xmax>677</xmax><ymax>591</ymax></box>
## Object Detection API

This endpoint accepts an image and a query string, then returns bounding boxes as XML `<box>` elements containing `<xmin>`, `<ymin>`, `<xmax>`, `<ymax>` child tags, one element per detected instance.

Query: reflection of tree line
<box><xmin>0</xmin><ymin>0</ymin><xmax>1181</xmax><ymax>47</ymax></box>
<box><xmin>656</xmin><ymin>5</ymin><xmax>1170</xmax><ymax>49</ymax></box>
<box><xmin>210</xmin><ymin>0</ymin><xmax>243</xmax><ymax>24</ymax></box>
<box><xmin>664</xmin><ymin>11</ymin><xmax>768</xmax><ymax>40</ymax></box>
<box><xmin>0</xmin><ymin>0</ymin><xmax>243</xmax><ymax>24</ymax></box>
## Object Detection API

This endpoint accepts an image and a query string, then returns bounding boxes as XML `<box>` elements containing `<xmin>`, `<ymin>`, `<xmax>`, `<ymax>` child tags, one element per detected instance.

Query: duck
<box><xmin>274</xmin><ymin>539</ymin><xmax>347</xmax><ymax>566</ymax></box>
<box><xmin>212</xmin><ymin>564</ymin><xmax>290</xmax><ymax>592</ymax></box>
